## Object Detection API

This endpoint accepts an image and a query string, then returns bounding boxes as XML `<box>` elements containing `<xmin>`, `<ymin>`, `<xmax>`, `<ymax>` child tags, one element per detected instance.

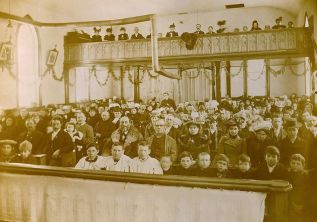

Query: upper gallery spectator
<box><xmin>160</xmin><ymin>92</ymin><xmax>176</xmax><ymax>110</ymax></box>
<box><xmin>147</xmin><ymin>119</ymin><xmax>178</xmax><ymax>162</ymax></box>
<box><xmin>103</xmin><ymin>142</ymin><xmax>131</xmax><ymax>172</ymax></box>
<box><xmin>216</xmin><ymin>20</ymin><xmax>226</xmax><ymax>33</ymax></box>
<box><xmin>288</xmin><ymin>21</ymin><xmax>294</xmax><ymax>28</ymax></box>
<box><xmin>17</xmin><ymin>118</ymin><xmax>47</xmax><ymax>154</ymax></box>
<box><xmin>111</xmin><ymin>116</ymin><xmax>143</xmax><ymax>158</ymax></box>
<box><xmin>250</xmin><ymin>20</ymin><xmax>262</xmax><ymax>31</ymax></box>
<box><xmin>272</xmin><ymin>17</ymin><xmax>286</xmax><ymax>29</ymax></box>
<box><xmin>91</xmin><ymin>26</ymin><xmax>102</xmax><ymax>42</ymax></box>
<box><xmin>130</xmin><ymin>27</ymin><xmax>145</xmax><ymax>40</ymax></box>
<box><xmin>104</xmin><ymin>27</ymin><xmax>115</xmax><ymax>41</ymax></box>
<box><xmin>46</xmin><ymin>115</ymin><xmax>75</xmax><ymax>167</ymax></box>
<box><xmin>166</xmin><ymin>23</ymin><xmax>179</xmax><ymax>37</ymax></box>
<box><xmin>0</xmin><ymin>139</ymin><xmax>17</xmax><ymax>162</ymax></box>
<box><xmin>194</xmin><ymin>24</ymin><xmax>205</xmax><ymax>34</ymax></box>
<box><xmin>118</xmin><ymin>27</ymin><xmax>129</xmax><ymax>40</ymax></box>
<box><xmin>129</xmin><ymin>141</ymin><xmax>163</xmax><ymax>174</ymax></box>
<box><xmin>207</xmin><ymin>26</ymin><xmax>215</xmax><ymax>34</ymax></box>
<box><xmin>75</xmin><ymin>143</ymin><xmax>105</xmax><ymax>170</ymax></box>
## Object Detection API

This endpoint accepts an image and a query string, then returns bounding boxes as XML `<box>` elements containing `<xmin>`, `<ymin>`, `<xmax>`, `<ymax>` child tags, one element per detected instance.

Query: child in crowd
<box><xmin>11</xmin><ymin>140</ymin><xmax>36</xmax><ymax>164</ymax></box>
<box><xmin>288</xmin><ymin>154</ymin><xmax>311</xmax><ymax>222</ymax></box>
<box><xmin>210</xmin><ymin>154</ymin><xmax>232</xmax><ymax>178</ymax></box>
<box><xmin>103</xmin><ymin>142</ymin><xmax>131</xmax><ymax>172</ymax></box>
<box><xmin>160</xmin><ymin>155</ymin><xmax>174</xmax><ymax>175</ymax></box>
<box><xmin>233</xmin><ymin>154</ymin><xmax>253</xmax><ymax>179</ymax></box>
<box><xmin>193</xmin><ymin>152</ymin><xmax>212</xmax><ymax>177</ymax></box>
<box><xmin>0</xmin><ymin>139</ymin><xmax>17</xmax><ymax>162</ymax></box>
<box><xmin>75</xmin><ymin>143</ymin><xmax>105</xmax><ymax>170</ymax></box>
<box><xmin>255</xmin><ymin>146</ymin><xmax>288</xmax><ymax>180</ymax></box>
<box><xmin>174</xmin><ymin>151</ymin><xmax>194</xmax><ymax>176</ymax></box>
<box><xmin>64</xmin><ymin>122</ymin><xmax>84</xmax><ymax>160</ymax></box>
<box><xmin>129</xmin><ymin>141</ymin><xmax>163</xmax><ymax>175</ymax></box>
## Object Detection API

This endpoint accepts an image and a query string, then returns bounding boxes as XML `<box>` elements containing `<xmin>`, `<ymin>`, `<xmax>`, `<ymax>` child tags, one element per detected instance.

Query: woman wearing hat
<box><xmin>104</xmin><ymin>27</ymin><xmax>115</xmax><ymax>41</ymax></box>
<box><xmin>118</xmin><ymin>27</ymin><xmax>129</xmax><ymax>41</ymax></box>
<box><xmin>216</xmin><ymin>20</ymin><xmax>226</xmax><ymax>33</ymax></box>
<box><xmin>0</xmin><ymin>139</ymin><xmax>17</xmax><ymax>162</ymax></box>
<box><xmin>91</xmin><ymin>26</ymin><xmax>102</xmax><ymax>42</ymax></box>
<box><xmin>250</xmin><ymin>20</ymin><xmax>262</xmax><ymax>31</ymax></box>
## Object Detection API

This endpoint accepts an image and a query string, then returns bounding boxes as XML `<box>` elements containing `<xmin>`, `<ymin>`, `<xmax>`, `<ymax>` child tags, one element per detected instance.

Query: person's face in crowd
<box><xmin>196</xmin><ymin>24</ymin><xmax>201</xmax><ymax>31</ymax></box>
<box><xmin>130</xmin><ymin>108</ymin><xmax>137</xmax><ymax>115</ymax></box>
<box><xmin>272</xmin><ymin>117</ymin><xmax>282</xmax><ymax>128</ymax></box>
<box><xmin>101</xmin><ymin>111</ymin><xmax>110</xmax><ymax>121</ymax></box>
<box><xmin>228</xmin><ymin>126</ymin><xmax>239</xmax><ymax>137</ymax></box>
<box><xmin>21</xmin><ymin>149</ymin><xmax>31</xmax><ymax>159</ymax></box>
<box><xmin>163</xmin><ymin>93</ymin><xmax>169</xmax><ymax>100</ymax></box>
<box><xmin>98</xmin><ymin>107</ymin><xmax>105</xmax><ymax>114</ymax></box>
<box><xmin>286</xmin><ymin>127</ymin><xmax>298</xmax><ymax>140</ymax></box>
<box><xmin>69</xmin><ymin>117</ymin><xmax>77</xmax><ymax>124</ymax></box>
<box><xmin>155</xmin><ymin>120</ymin><xmax>166</xmax><ymax>135</ymax></box>
<box><xmin>46</xmin><ymin>126</ymin><xmax>53</xmax><ymax>134</ymax></box>
<box><xmin>77</xmin><ymin>113</ymin><xmax>86</xmax><ymax>125</ymax></box>
<box><xmin>5</xmin><ymin>117</ymin><xmax>13</xmax><ymax>127</ymax></box>
<box><xmin>25</xmin><ymin>119</ymin><xmax>36</xmax><ymax>131</ymax></box>
<box><xmin>151</xmin><ymin>116</ymin><xmax>159</xmax><ymax>124</ymax></box>
<box><xmin>301</xmin><ymin>112</ymin><xmax>310</xmax><ymax>123</ymax></box>
<box><xmin>1</xmin><ymin>144</ymin><xmax>13</xmax><ymax>156</ymax></box>
<box><xmin>186</xmin><ymin>105</ymin><xmax>194</xmax><ymax>112</ymax></box>
<box><xmin>66</xmin><ymin>124</ymin><xmax>75</xmax><ymax>133</ymax></box>
<box><xmin>198</xmin><ymin>155</ymin><xmax>211</xmax><ymax>169</ymax></box>
<box><xmin>253</xmin><ymin>22</ymin><xmax>259</xmax><ymax>28</ymax></box>
<box><xmin>209</xmin><ymin>121</ymin><xmax>217</xmax><ymax>130</ymax></box>
<box><xmin>112</xmin><ymin>145</ymin><xmax>124</xmax><ymax>161</ymax></box>
<box><xmin>292</xmin><ymin>103</ymin><xmax>298</xmax><ymax>110</ymax></box>
<box><xmin>180</xmin><ymin>157</ymin><xmax>192</xmax><ymax>169</ymax></box>
<box><xmin>237</xmin><ymin>118</ymin><xmax>247</xmax><ymax>129</ymax></box>
<box><xmin>256</xmin><ymin>130</ymin><xmax>267</xmax><ymax>142</ymax></box>
<box><xmin>169</xmin><ymin>26</ymin><xmax>175</xmax><ymax>32</ymax></box>
<box><xmin>208</xmin><ymin>26</ymin><xmax>214</xmax><ymax>33</ymax></box>
<box><xmin>265</xmin><ymin>153</ymin><xmax>279</xmax><ymax>167</ymax></box>
<box><xmin>147</xmin><ymin>106</ymin><xmax>153</xmax><ymax>112</ymax></box>
<box><xmin>239</xmin><ymin>102</ymin><xmax>245</xmax><ymax>110</ymax></box>
<box><xmin>188</xmin><ymin>124</ymin><xmax>199</xmax><ymax>135</ymax></box>
<box><xmin>134</xmin><ymin>27</ymin><xmax>139</xmax><ymax>34</ymax></box>
<box><xmin>138</xmin><ymin>145</ymin><xmax>150</xmax><ymax>160</ymax></box>
<box><xmin>161</xmin><ymin>110</ymin><xmax>167</xmax><ymax>118</ymax></box>
<box><xmin>290</xmin><ymin>159</ymin><xmax>304</xmax><ymax>172</ymax></box>
<box><xmin>89</xmin><ymin>110</ymin><xmax>96</xmax><ymax>117</ymax></box>
<box><xmin>160</xmin><ymin>157</ymin><xmax>172</xmax><ymax>171</ymax></box>
<box><xmin>246</xmin><ymin>105</ymin><xmax>252</xmax><ymax>111</ymax></box>
<box><xmin>165</xmin><ymin>115</ymin><xmax>174</xmax><ymax>127</ymax></box>
<box><xmin>283</xmin><ymin>112</ymin><xmax>291</xmax><ymax>119</ymax></box>
<box><xmin>33</xmin><ymin>115</ymin><xmax>40</xmax><ymax>124</ymax></box>
<box><xmin>238</xmin><ymin>161</ymin><xmax>251</xmax><ymax>172</ymax></box>
<box><xmin>52</xmin><ymin>119</ymin><xmax>62</xmax><ymax>131</ymax></box>
<box><xmin>120</xmin><ymin>117</ymin><xmax>130</xmax><ymax>130</ymax></box>
<box><xmin>87</xmin><ymin>146</ymin><xmax>98</xmax><ymax>160</ymax></box>
<box><xmin>304</xmin><ymin>104</ymin><xmax>312</xmax><ymax>114</ymax></box>
<box><xmin>20</xmin><ymin>109</ymin><xmax>28</xmax><ymax>118</ymax></box>
<box><xmin>216</xmin><ymin>160</ymin><xmax>228</xmax><ymax>172</ymax></box>
<box><xmin>114</xmin><ymin>111</ymin><xmax>122</xmax><ymax>119</ymax></box>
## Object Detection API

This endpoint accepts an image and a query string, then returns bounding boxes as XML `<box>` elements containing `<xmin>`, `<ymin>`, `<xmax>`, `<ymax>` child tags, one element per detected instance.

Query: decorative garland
<box><xmin>89</xmin><ymin>66</ymin><xmax>110</xmax><ymax>86</ymax></box>
<box><xmin>221</xmin><ymin>62</ymin><xmax>244</xmax><ymax>77</ymax></box>
<box><xmin>127</xmin><ymin>66</ymin><xmax>145</xmax><ymax>84</ymax></box>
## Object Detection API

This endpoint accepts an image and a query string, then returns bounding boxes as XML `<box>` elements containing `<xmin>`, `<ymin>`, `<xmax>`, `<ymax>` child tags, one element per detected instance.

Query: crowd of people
<box><xmin>65</xmin><ymin>17</ymin><xmax>295</xmax><ymax>43</ymax></box>
<box><xmin>0</xmin><ymin>92</ymin><xmax>316</xmax><ymax>220</ymax></box>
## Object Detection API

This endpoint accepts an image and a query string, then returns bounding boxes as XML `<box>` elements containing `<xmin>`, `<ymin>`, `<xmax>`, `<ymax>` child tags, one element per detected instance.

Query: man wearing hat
<box><xmin>279</xmin><ymin>118</ymin><xmax>308</xmax><ymax>165</ymax></box>
<box><xmin>0</xmin><ymin>139</ymin><xmax>17</xmax><ymax>162</ymax></box>
<box><xmin>130</xmin><ymin>27</ymin><xmax>145</xmax><ymax>40</ymax></box>
<box><xmin>178</xmin><ymin>120</ymin><xmax>209</xmax><ymax>160</ymax></box>
<box><xmin>91</xmin><ymin>26</ymin><xmax>102</xmax><ymax>42</ymax></box>
<box><xmin>194</xmin><ymin>24</ymin><xmax>204</xmax><ymax>34</ymax></box>
<box><xmin>160</xmin><ymin>92</ymin><xmax>176</xmax><ymax>110</ymax></box>
<box><xmin>118</xmin><ymin>27</ymin><xmax>129</xmax><ymax>41</ymax></box>
<box><xmin>272</xmin><ymin>17</ymin><xmax>286</xmax><ymax>29</ymax></box>
<box><xmin>216</xmin><ymin>20</ymin><xmax>226</xmax><ymax>33</ymax></box>
<box><xmin>166</xmin><ymin>23</ymin><xmax>179</xmax><ymax>37</ymax></box>
<box><xmin>215</xmin><ymin>119</ymin><xmax>247</xmax><ymax>168</ymax></box>
<box><xmin>104</xmin><ymin>27</ymin><xmax>115</xmax><ymax>41</ymax></box>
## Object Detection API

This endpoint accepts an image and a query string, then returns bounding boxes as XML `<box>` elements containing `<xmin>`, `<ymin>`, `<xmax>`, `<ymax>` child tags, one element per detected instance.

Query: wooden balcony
<box><xmin>64</xmin><ymin>28</ymin><xmax>312</xmax><ymax>66</ymax></box>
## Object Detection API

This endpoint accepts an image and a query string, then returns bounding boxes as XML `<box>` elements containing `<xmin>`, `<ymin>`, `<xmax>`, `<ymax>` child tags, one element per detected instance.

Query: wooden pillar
<box><xmin>226</xmin><ymin>61</ymin><xmax>231</xmax><ymax>97</ymax></box>
<box><xmin>134</xmin><ymin>66</ymin><xmax>140</xmax><ymax>102</ymax></box>
<box><xmin>243</xmin><ymin>60</ymin><xmax>248</xmax><ymax>98</ymax></box>
<box><xmin>215</xmin><ymin>61</ymin><xmax>221</xmax><ymax>101</ymax></box>
<box><xmin>64</xmin><ymin>67</ymin><xmax>70</xmax><ymax>104</ymax></box>
<box><xmin>88</xmin><ymin>69</ymin><xmax>91</xmax><ymax>101</ymax></box>
<box><xmin>120</xmin><ymin>66</ymin><xmax>124</xmax><ymax>99</ymax></box>
<box><xmin>178</xmin><ymin>68</ymin><xmax>182</xmax><ymax>103</ymax></box>
<box><xmin>265</xmin><ymin>59</ymin><xmax>271</xmax><ymax>98</ymax></box>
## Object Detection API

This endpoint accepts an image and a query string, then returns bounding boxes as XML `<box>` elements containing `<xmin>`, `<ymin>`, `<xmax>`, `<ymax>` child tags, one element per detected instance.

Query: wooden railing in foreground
<box><xmin>0</xmin><ymin>163</ymin><xmax>291</xmax><ymax>222</ymax></box>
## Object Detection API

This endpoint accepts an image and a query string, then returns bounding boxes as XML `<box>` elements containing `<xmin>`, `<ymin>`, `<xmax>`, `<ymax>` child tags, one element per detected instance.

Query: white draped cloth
<box><xmin>0</xmin><ymin>172</ymin><xmax>266</xmax><ymax>222</ymax></box>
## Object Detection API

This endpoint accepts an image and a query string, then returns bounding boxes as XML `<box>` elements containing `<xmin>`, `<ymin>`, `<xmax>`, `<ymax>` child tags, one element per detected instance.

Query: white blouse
<box><xmin>103</xmin><ymin>155</ymin><xmax>132</xmax><ymax>172</ymax></box>
<box><xmin>75</xmin><ymin>156</ymin><xmax>105</xmax><ymax>170</ymax></box>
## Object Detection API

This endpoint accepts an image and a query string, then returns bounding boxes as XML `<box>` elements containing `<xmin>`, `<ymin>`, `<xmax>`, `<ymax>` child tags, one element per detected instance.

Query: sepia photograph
<box><xmin>0</xmin><ymin>0</ymin><xmax>316</xmax><ymax>221</ymax></box>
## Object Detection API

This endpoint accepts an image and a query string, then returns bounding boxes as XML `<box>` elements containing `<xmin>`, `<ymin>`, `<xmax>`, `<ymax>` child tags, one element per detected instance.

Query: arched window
<box><xmin>17</xmin><ymin>24</ymin><xmax>38</xmax><ymax>107</ymax></box>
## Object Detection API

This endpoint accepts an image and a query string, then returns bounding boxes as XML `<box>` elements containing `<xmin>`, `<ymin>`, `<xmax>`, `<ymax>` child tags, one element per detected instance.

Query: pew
<box><xmin>0</xmin><ymin>163</ymin><xmax>291</xmax><ymax>222</ymax></box>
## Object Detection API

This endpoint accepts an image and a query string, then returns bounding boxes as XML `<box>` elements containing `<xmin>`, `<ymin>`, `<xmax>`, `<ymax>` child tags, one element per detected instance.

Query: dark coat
<box><xmin>18</xmin><ymin>130</ymin><xmax>48</xmax><ymax>154</ymax></box>
<box><xmin>194</xmin><ymin>30</ymin><xmax>205</xmax><ymax>34</ymax></box>
<box><xmin>232</xmin><ymin>169</ymin><xmax>255</xmax><ymax>179</ymax></box>
<box><xmin>160</xmin><ymin>98</ymin><xmax>176</xmax><ymax>110</ymax></box>
<box><xmin>246</xmin><ymin>137</ymin><xmax>273</xmax><ymax>168</ymax></box>
<box><xmin>147</xmin><ymin>134</ymin><xmax>178</xmax><ymax>162</ymax></box>
<box><xmin>178</xmin><ymin>133</ymin><xmax>209</xmax><ymax>160</ymax></box>
<box><xmin>174</xmin><ymin>165</ymin><xmax>194</xmax><ymax>176</ymax></box>
<box><xmin>166</xmin><ymin>31</ymin><xmax>179</xmax><ymax>37</ymax></box>
<box><xmin>209</xmin><ymin>168</ymin><xmax>232</xmax><ymax>178</ymax></box>
<box><xmin>279</xmin><ymin>137</ymin><xmax>308</xmax><ymax>165</ymax></box>
<box><xmin>118</xmin><ymin>33</ymin><xmax>129</xmax><ymax>40</ymax></box>
<box><xmin>130</xmin><ymin>33</ymin><xmax>145</xmax><ymax>40</ymax></box>
<box><xmin>254</xmin><ymin>163</ymin><xmax>288</xmax><ymax>180</ymax></box>
<box><xmin>91</xmin><ymin>35</ymin><xmax>102</xmax><ymax>42</ymax></box>
<box><xmin>104</xmin><ymin>34</ymin><xmax>115</xmax><ymax>41</ymax></box>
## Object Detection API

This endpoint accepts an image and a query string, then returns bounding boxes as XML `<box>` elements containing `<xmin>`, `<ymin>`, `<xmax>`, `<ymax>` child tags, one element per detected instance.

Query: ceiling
<box><xmin>0</xmin><ymin>0</ymin><xmax>304</xmax><ymax>23</ymax></box>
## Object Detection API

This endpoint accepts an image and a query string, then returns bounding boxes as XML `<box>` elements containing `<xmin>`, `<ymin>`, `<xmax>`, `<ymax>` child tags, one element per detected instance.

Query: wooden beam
<box><xmin>64</xmin><ymin>67</ymin><xmax>70</xmax><ymax>104</ymax></box>
<box><xmin>226</xmin><ymin>61</ymin><xmax>231</xmax><ymax>97</ymax></box>
<box><xmin>265</xmin><ymin>59</ymin><xmax>270</xmax><ymax>97</ymax></box>
<box><xmin>243</xmin><ymin>60</ymin><xmax>248</xmax><ymax>98</ymax></box>
<box><xmin>134</xmin><ymin>66</ymin><xmax>140</xmax><ymax>102</ymax></box>
<box><xmin>215</xmin><ymin>61</ymin><xmax>221</xmax><ymax>101</ymax></box>
<box><xmin>211</xmin><ymin>63</ymin><xmax>216</xmax><ymax>100</ymax></box>
<box><xmin>120</xmin><ymin>66</ymin><xmax>124</xmax><ymax>99</ymax></box>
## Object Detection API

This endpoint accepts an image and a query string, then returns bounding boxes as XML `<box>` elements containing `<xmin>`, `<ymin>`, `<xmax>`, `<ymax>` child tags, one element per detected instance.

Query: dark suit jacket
<box><xmin>104</xmin><ymin>34</ymin><xmax>115</xmax><ymax>41</ymax></box>
<box><xmin>254</xmin><ymin>163</ymin><xmax>288</xmax><ymax>180</ymax></box>
<box><xmin>279</xmin><ymin>137</ymin><xmax>308</xmax><ymax>165</ymax></box>
<box><xmin>130</xmin><ymin>33</ymin><xmax>145</xmax><ymax>40</ymax></box>
<box><xmin>118</xmin><ymin>33</ymin><xmax>129</xmax><ymax>40</ymax></box>
<box><xmin>18</xmin><ymin>130</ymin><xmax>48</xmax><ymax>154</ymax></box>
<box><xmin>166</xmin><ymin>31</ymin><xmax>179</xmax><ymax>37</ymax></box>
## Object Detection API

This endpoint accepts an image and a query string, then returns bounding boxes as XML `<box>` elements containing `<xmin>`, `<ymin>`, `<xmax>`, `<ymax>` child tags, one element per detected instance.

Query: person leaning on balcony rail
<box><xmin>130</xmin><ymin>27</ymin><xmax>145</xmax><ymax>40</ymax></box>
<box><xmin>118</xmin><ymin>27</ymin><xmax>129</xmax><ymax>40</ymax></box>
<box><xmin>166</xmin><ymin>23</ymin><xmax>179</xmax><ymax>37</ymax></box>
<box><xmin>104</xmin><ymin>27</ymin><xmax>115</xmax><ymax>41</ymax></box>
<box><xmin>91</xmin><ymin>26</ymin><xmax>102</xmax><ymax>42</ymax></box>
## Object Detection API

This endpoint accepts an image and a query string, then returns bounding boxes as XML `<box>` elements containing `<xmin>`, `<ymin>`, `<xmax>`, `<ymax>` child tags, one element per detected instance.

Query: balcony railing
<box><xmin>64</xmin><ymin>28</ymin><xmax>312</xmax><ymax>65</ymax></box>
